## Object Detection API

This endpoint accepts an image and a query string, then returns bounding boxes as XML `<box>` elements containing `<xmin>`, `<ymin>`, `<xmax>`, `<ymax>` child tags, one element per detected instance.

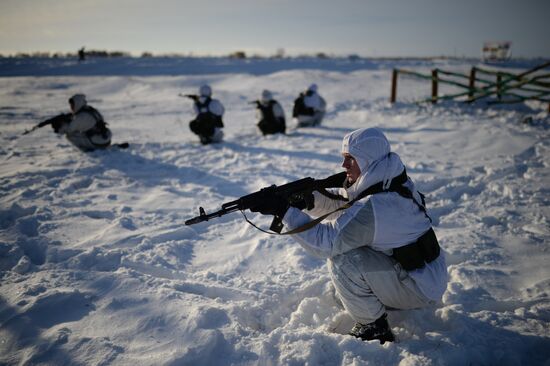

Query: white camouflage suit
<box><xmin>58</xmin><ymin>94</ymin><xmax>111</xmax><ymax>151</ymax></box>
<box><xmin>192</xmin><ymin>85</ymin><xmax>225</xmax><ymax>143</ymax></box>
<box><xmin>282</xmin><ymin>128</ymin><xmax>448</xmax><ymax>324</ymax></box>
<box><xmin>295</xmin><ymin>84</ymin><xmax>326</xmax><ymax>127</ymax></box>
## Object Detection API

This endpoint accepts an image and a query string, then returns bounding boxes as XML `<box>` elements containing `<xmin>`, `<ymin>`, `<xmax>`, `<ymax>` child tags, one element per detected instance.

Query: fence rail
<box><xmin>390</xmin><ymin>61</ymin><xmax>550</xmax><ymax>112</ymax></box>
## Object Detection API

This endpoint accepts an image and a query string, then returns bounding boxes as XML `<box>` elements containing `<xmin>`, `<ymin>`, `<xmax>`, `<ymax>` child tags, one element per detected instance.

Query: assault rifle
<box><xmin>23</xmin><ymin>113</ymin><xmax>71</xmax><ymax>135</ymax></box>
<box><xmin>178</xmin><ymin>93</ymin><xmax>199</xmax><ymax>102</ymax></box>
<box><xmin>185</xmin><ymin>171</ymin><xmax>347</xmax><ymax>233</ymax></box>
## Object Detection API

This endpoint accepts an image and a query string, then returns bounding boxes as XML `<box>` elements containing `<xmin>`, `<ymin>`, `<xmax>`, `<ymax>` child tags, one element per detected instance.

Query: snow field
<box><xmin>0</xmin><ymin>58</ymin><xmax>549</xmax><ymax>365</ymax></box>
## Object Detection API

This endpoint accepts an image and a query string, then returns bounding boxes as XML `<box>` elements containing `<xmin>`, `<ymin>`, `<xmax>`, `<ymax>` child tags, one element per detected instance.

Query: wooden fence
<box><xmin>390</xmin><ymin>61</ymin><xmax>550</xmax><ymax>112</ymax></box>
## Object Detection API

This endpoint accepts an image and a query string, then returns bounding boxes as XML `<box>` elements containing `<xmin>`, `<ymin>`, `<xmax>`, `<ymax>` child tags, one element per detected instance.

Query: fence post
<box><xmin>468</xmin><ymin>67</ymin><xmax>477</xmax><ymax>100</ymax></box>
<box><xmin>496</xmin><ymin>73</ymin><xmax>502</xmax><ymax>100</ymax></box>
<box><xmin>390</xmin><ymin>69</ymin><xmax>398</xmax><ymax>103</ymax></box>
<box><xmin>431</xmin><ymin>69</ymin><xmax>438</xmax><ymax>104</ymax></box>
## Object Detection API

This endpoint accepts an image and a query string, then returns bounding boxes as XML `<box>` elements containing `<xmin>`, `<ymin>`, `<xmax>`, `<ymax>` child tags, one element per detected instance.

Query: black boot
<box><xmin>348</xmin><ymin>313</ymin><xmax>395</xmax><ymax>344</ymax></box>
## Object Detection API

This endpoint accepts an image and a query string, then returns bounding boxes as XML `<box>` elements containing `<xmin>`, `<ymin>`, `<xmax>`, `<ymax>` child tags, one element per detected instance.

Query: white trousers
<box><xmin>66</xmin><ymin>130</ymin><xmax>111</xmax><ymax>151</ymax></box>
<box><xmin>329</xmin><ymin>246</ymin><xmax>434</xmax><ymax>324</ymax></box>
<box><xmin>295</xmin><ymin>111</ymin><xmax>324</xmax><ymax>127</ymax></box>
<box><xmin>211</xmin><ymin>127</ymin><xmax>224</xmax><ymax>142</ymax></box>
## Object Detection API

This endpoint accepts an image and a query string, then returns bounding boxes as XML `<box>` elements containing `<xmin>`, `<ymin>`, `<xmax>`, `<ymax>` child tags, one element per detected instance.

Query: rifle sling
<box><xmin>279</xmin><ymin>202</ymin><xmax>352</xmax><ymax>235</ymax></box>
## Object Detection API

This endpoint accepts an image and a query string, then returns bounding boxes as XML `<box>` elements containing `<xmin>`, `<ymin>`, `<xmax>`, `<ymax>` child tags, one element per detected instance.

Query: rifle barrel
<box><xmin>184</xmin><ymin>205</ymin><xmax>240</xmax><ymax>225</ymax></box>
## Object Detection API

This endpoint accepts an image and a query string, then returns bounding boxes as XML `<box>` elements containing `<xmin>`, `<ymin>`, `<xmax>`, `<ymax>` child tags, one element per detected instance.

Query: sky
<box><xmin>0</xmin><ymin>0</ymin><xmax>549</xmax><ymax>58</ymax></box>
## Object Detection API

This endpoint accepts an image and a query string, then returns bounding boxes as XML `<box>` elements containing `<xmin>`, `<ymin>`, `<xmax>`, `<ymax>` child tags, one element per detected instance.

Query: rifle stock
<box><xmin>185</xmin><ymin>171</ymin><xmax>347</xmax><ymax>233</ymax></box>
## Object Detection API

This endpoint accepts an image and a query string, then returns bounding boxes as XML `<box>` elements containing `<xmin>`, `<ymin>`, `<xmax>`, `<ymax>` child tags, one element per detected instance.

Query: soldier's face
<box><xmin>342</xmin><ymin>153</ymin><xmax>361</xmax><ymax>185</ymax></box>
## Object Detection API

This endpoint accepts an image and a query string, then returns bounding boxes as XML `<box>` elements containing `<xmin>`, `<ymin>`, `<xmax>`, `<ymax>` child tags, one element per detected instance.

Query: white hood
<box><xmin>69</xmin><ymin>94</ymin><xmax>87</xmax><ymax>113</ymax></box>
<box><xmin>199</xmin><ymin>84</ymin><xmax>212</xmax><ymax>97</ymax></box>
<box><xmin>341</xmin><ymin>128</ymin><xmax>405</xmax><ymax>200</ymax></box>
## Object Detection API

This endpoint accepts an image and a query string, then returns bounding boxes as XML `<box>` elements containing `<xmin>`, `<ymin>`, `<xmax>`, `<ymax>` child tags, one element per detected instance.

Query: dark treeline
<box><xmin>1</xmin><ymin>49</ymin><xmax>336</xmax><ymax>59</ymax></box>
<box><xmin>3</xmin><ymin>49</ymin><xmax>131</xmax><ymax>59</ymax></box>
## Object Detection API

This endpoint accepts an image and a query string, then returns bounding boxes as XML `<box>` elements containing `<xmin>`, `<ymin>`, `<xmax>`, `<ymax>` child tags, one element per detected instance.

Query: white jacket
<box><xmin>59</xmin><ymin>94</ymin><xmax>111</xmax><ymax>149</ymax></box>
<box><xmin>303</xmin><ymin>92</ymin><xmax>326</xmax><ymax>113</ymax></box>
<box><xmin>58</xmin><ymin>94</ymin><xmax>96</xmax><ymax>134</ymax></box>
<box><xmin>193</xmin><ymin>96</ymin><xmax>225</xmax><ymax>117</ymax></box>
<box><xmin>282</xmin><ymin>128</ymin><xmax>448</xmax><ymax>301</ymax></box>
<box><xmin>256</xmin><ymin>100</ymin><xmax>285</xmax><ymax>121</ymax></box>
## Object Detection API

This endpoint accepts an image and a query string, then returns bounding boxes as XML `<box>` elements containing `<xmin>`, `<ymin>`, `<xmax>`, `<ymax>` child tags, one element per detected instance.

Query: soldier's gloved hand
<box><xmin>290</xmin><ymin>192</ymin><xmax>315</xmax><ymax>211</ymax></box>
<box><xmin>250</xmin><ymin>192</ymin><xmax>289</xmax><ymax>217</ymax></box>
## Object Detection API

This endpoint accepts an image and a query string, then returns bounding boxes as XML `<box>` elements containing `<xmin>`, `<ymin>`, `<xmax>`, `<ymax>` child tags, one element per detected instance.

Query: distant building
<box><xmin>482</xmin><ymin>41</ymin><xmax>512</xmax><ymax>62</ymax></box>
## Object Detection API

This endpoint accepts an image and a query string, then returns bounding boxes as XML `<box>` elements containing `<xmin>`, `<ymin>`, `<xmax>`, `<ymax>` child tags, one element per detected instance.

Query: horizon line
<box><xmin>2</xmin><ymin>50</ymin><xmax>548</xmax><ymax>61</ymax></box>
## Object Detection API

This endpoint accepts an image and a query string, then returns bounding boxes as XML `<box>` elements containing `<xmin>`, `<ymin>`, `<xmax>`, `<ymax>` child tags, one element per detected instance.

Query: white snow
<box><xmin>0</xmin><ymin>57</ymin><xmax>549</xmax><ymax>365</ymax></box>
